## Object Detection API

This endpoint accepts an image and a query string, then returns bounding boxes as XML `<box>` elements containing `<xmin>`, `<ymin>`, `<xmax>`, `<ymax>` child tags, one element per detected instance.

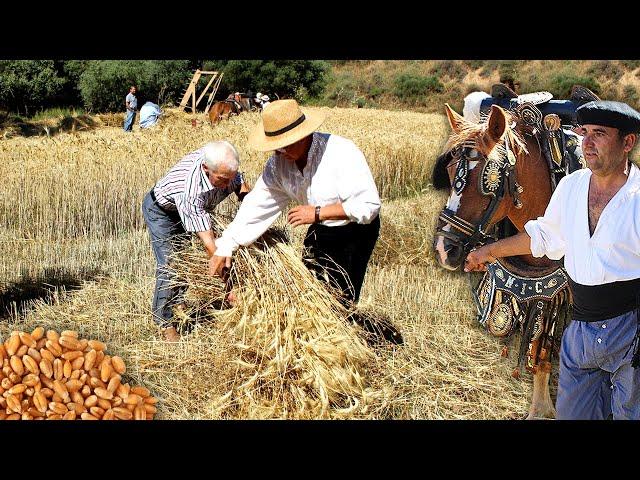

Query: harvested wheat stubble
<box><xmin>1</xmin><ymin>105</ymin><xmax>547</xmax><ymax>419</ymax></box>
<box><xmin>0</xmin><ymin>327</ymin><xmax>157</xmax><ymax>420</ymax></box>
<box><xmin>167</xmin><ymin>222</ymin><xmax>394</xmax><ymax>419</ymax></box>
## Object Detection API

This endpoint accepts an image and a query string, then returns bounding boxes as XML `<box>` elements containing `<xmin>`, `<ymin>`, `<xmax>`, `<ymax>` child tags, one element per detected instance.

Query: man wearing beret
<box><xmin>464</xmin><ymin>100</ymin><xmax>640</xmax><ymax>419</ymax></box>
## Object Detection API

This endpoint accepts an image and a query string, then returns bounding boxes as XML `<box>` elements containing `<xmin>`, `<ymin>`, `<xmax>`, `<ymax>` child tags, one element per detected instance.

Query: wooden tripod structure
<box><xmin>178</xmin><ymin>69</ymin><xmax>224</xmax><ymax>114</ymax></box>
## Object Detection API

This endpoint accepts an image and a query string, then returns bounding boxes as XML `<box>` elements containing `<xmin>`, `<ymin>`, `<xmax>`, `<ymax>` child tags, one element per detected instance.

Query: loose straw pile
<box><xmin>168</xmin><ymin>224</ymin><xmax>392</xmax><ymax>419</ymax></box>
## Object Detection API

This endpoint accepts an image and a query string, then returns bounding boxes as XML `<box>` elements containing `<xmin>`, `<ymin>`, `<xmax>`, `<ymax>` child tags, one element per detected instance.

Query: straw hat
<box><xmin>248</xmin><ymin>99</ymin><xmax>327</xmax><ymax>151</ymax></box>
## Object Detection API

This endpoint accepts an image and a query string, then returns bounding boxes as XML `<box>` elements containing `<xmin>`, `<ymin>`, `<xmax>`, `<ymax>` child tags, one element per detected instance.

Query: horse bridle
<box><xmin>436</xmin><ymin>135</ymin><xmax>523</xmax><ymax>260</ymax></box>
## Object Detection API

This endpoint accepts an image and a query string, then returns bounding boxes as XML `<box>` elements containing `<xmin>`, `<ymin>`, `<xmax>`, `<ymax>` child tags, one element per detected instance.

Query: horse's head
<box><xmin>432</xmin><ymin>104</ymin><xmax>524</xmax><ymax>270</ymax></box>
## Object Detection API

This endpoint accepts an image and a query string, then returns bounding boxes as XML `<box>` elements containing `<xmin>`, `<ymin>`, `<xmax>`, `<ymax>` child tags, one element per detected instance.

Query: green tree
<box><xmin>78</xmin><ymin>60</ymin><xmax>192</xmax><ymax>112</ymax></box>
<box><xmin>203</xmin><ymin>60</ymin><xmax>330</xmax><ymax>101</ymax></box>
<box><xmin>0</xmin><ymin>61</ymin><xmax>67</xmax><ymax>115</ymax></box>
<box><xmin>57</xmin><ymin>60</ymin><xmax>90</xmax><ymax>106</ymax></box>
<box><xmin>393</xmin><ymin>73</ymin><xmax>443</xmax><ymax>100</ymax></box>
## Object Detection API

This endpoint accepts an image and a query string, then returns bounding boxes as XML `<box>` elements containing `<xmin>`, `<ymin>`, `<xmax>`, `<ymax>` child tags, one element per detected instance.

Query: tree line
<box><xmin>0</xmin><ymin>60</ymin><xmax>330</xmax><ymax>116</ymax></box>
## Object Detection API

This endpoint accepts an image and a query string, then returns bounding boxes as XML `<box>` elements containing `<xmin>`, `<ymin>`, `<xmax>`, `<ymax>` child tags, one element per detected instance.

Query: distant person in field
<box><xmin>253</xmin><ymin>93</ymin><xmax>270</xmax><ymax>110</ymax></box>
<box><xmin>142</xmin><ymin>141</ymin><xmax>251</xmax><ymax>342</ymax></box>
<box><xmin>209</xmin><ymin>99</ymin><xmax>403</xmax><ymax>344</ymax></box>
<box><xmin>139</xmin><ymin>101</ymin><xmax>162</xmax><ymax>129</ymax></box>
<box><xmin>502</xmin><ymin>79</ymin><xmax>520</xmax><ymax>95</ymax></box>
<box><xmin>124</xmin><ymin>85</ymin><xmax>138</xmax><ymax>132</ymax></box>
<box><xmin>254</xmin><ymin>92</ymin><xmax>264</xmax><ymax>110</ymax></box>
<box><xmin>260</xmin><ymin>94</ymin><xmax>270</xmax><ymax>110</ymax></box>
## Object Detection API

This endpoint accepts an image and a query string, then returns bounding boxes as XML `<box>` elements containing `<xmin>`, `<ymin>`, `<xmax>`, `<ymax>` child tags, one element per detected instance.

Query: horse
<box><xmin>208</xmin><ymin>93</ymin><xmax>253</xmax><ymax>125</ymax></box>
<box><xmin>431</xmin><ymin>102</ymin><xmax>579</xmax><ymax>419</ymax></box>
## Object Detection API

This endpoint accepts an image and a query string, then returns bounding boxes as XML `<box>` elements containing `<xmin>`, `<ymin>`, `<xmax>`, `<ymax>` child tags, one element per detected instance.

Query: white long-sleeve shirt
<box><xmin>524</xmin><ymin>163</ymin><xmax>640</xmax><ymax>286</ymax></box>
<box><xmin>214</xmin><ymin>132</ymin><xmax>381</xmax><ymax>257</ymax></box>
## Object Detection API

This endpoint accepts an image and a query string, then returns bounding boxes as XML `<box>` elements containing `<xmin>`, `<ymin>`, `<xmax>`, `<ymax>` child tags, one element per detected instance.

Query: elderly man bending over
<box><xmin>142</xmin><ymin>141</ymin><xmax>250</xmax><ymax>341</ymax></box>
<box><xmin>139</xmin><ymin>101</ymin><xmax>162</xmax><ymax>129</ymax></box>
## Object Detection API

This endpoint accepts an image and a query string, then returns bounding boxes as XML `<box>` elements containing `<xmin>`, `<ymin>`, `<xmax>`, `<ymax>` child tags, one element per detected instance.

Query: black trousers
<box><xmin>302</xmin><ymin>215</ymin><xmax>380</xmax><ymax>304</ymax></box>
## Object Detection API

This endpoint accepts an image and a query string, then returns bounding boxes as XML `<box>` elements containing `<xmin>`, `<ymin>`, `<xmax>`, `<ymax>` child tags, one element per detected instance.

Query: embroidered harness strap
<box><xmin>438</xmin><ymin>209</ymin><xmax>475</xmax><ymax>237</ymax></box>
<box><xmin>472</xmin><ymin>258</ymin><xmax>571</xmax><ymax>376</ymax></box>
<box><xmin>437</xmin><ymin>134</ymin><xmax>522</xmax><ymax>255</ymax></box>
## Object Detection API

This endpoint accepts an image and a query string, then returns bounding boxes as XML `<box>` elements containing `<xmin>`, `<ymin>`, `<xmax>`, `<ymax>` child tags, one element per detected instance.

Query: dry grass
<box><xmin>0</xmin><ymin>107</ymin><xmax>446</xmax><ymax>241</ymax></box>
<box><xmin>0</xmin><ymin>243</ymin><xmax>534</xmax><ymax>419</ymax></box>
<box><xmin>0</xmin><ymin>106</ymin><xmax>540</xmax><ymax>419</ymax></box>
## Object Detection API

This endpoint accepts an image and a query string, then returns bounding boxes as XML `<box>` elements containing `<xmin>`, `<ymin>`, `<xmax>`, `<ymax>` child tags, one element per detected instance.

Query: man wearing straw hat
<box><xmin>210</xmin><ymin>99</ymin><xmax>402</xmax><ymax>344</ymax></box>
<box><xmin>465</xmin><ymin>100</ymin><xmax>640</xmax><ymax>419</ymax></box>
<box><xmin>142</xmin><ymin>141</ymin><xmax>250</xmax><ymax>342</ymax></box>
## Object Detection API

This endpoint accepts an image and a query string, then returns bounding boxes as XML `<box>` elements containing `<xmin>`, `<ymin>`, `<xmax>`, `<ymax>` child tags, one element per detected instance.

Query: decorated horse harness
<box><xmin>438</xmin><ymin>100</ymin><xmax>586</xmax><ymax>377</ymax></box>
<box><xmin>437</xmin><ymin>128</ymin><xmax>524</xmax><ymax>261</ymax></box>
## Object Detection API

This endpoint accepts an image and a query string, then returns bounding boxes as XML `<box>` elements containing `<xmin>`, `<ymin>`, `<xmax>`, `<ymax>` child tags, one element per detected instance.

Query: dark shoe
<box><xmin>349</xmin><ymin>310</ymin><xmax>404</xmax><ymax>346</ymax></box>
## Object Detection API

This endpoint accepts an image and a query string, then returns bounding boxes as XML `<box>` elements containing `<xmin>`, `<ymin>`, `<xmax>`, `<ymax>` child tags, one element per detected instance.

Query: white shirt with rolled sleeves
<box><xmin>524</xmin><ymin>163</ymin><xmax>640</xmax><ymax>286</ymax></box>
<box><xmin>214</xmin><ymin>132</ymin><xmax>381</xmax><ymax>257</ymax></box>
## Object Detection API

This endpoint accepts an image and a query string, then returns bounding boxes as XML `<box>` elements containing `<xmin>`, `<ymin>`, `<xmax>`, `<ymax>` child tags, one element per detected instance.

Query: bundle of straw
<box><xmin>168</xmin><ymin>223</ymin><xmax>391</xmax><ymax>419</ymax></box>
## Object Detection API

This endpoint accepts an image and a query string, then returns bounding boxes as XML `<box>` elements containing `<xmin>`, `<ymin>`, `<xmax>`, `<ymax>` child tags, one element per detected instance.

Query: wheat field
<box><xmin>0</xmin><ymin>107</ymin><xmax>538</xmax><ymax>419</ymax></box>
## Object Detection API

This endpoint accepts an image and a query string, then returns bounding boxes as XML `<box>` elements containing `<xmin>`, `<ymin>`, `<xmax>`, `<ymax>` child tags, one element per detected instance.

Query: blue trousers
<box><xmin>556</xmin><ymin>309</ymin><xmax>640</xmax><ymax>420</ymax></box>
<box><xmin>141</xmin><ymin>191</ymin><xmax>188</xmax><ymax>327</ymax></box>
<box><xmin>124</xmin><ymin>110</ymin><xmax>136</xmax><ymax>131</ymax></box>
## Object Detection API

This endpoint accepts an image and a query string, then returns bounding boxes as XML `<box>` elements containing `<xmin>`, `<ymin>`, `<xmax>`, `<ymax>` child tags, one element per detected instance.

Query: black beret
<box><xmin>576</xmin><ymin>100</ymin><xmax>640</xmax><ymax>133</ymax></box>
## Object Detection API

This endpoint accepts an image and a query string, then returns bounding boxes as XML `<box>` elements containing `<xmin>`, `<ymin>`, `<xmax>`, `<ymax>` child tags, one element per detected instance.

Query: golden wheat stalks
<box><xmin>167</xmin><ymin>219</ymin><xmax>390</xmax><ymax>419</ymax></box>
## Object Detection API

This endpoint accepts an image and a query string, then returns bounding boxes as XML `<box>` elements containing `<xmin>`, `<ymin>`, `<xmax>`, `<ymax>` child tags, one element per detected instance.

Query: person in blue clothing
<box><xmin>124</xmin><ymin>85</ymin><xmax>138</xmax><ymax>132</ymax></box>
<box><xmin>139</xmin><ymin>101</ymin><xmax>162</xmax><ymax>129</ymax></box>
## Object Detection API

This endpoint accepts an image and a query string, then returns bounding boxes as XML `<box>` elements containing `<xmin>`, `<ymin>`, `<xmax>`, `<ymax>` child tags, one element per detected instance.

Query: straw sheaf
<box><xmin>167</xmin><ymin>219</ymin><xmax>390</xmax><ymax>419</ymax></box>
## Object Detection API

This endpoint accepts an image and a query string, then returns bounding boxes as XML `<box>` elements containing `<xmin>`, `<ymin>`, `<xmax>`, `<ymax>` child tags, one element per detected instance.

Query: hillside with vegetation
<box><xmin>2</xmin><ymin>60</ymin><xmax>640</xmax><ymax>124</ymax></box>
<box><xmin>319</xmin><ymin>60</ymin><xmax>640</xmax><ymax>113</ymax></box>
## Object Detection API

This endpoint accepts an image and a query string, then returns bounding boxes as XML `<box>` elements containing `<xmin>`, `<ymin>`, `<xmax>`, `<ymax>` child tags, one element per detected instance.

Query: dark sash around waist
<box><xmin>568</xmin><ymin>277</ymin><xmax>640</xmax><ymax>322</ymax></box>
<box><xmin>306</xmin><ymin>214</ymin><xmax>380</xmax><ymax>240</ymax></box>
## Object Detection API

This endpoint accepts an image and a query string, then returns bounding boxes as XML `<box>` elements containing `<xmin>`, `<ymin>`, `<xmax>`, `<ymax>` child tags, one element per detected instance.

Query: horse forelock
<box><xmin>443</xmin><ymin>111</ymin><xmax>528</xmax><ymax>167</ymax></box>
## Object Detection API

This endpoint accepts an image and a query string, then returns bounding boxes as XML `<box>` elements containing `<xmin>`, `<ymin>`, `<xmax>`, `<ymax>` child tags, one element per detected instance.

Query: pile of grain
<box><xmin>1</xmin><ymin>328</ymin><xmax>157</xmax><ymax>420</ymax></box>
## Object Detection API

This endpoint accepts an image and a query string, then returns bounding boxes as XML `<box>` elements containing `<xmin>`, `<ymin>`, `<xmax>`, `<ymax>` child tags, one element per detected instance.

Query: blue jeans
<box><xmin>123</xmin><ymin>109</ymin><xmax>136</xmax><ymax>131</ymax></box>
<box><xmin>141</xmin><ymin>191</ymin><xmax>188</xmax><ymax>327</ymax></box>
<box><xmin>556</xmin><ymin>309</ymin><xmax>640</xmax><ymax>420</ymax></box>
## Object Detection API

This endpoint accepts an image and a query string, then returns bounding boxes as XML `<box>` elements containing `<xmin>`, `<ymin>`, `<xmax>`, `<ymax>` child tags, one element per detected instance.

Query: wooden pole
<box><xmin>196</xmin><ymin>73</ymin><xmax>218</xmax><ymax>107</ymax></box>
<box><xmin>205</xmin><ymin>72</ymin><xmax>224</xmax><ymax>114</ymax></box>
<box><xmin>178</xmin><ymin>70</ymin><xmax>203</xmax><ymax>109</ymax></box>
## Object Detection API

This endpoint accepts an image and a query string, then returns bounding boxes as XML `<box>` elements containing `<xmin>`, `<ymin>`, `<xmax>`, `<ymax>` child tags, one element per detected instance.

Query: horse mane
<box><xmin>431</xmin><ymin>110</ymin><xmax>529</xmax><ymax>190</ymax></box>
<box><xmin>444</xmin><ymin>110</ymin><xmax>528</xmax><ymax>163</ymax></box>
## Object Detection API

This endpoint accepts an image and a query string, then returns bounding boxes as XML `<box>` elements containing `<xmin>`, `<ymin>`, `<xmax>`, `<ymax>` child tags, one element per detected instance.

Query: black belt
<box><xmin>149</xmin><ymin>189</ymin><xmax>176</xmax><ymax>215</ymax></box>
<box><xmin>306</xmin><ymin>214</ymin><xmax>380</xmax><ymax>238</ymax></box>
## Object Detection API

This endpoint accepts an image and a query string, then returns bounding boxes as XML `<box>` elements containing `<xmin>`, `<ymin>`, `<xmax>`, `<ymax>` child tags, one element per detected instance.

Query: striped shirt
<box><xmin>153</xmin><ymin>148</ymin><xmax>243</xmax><ymax>232</ymax></box>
